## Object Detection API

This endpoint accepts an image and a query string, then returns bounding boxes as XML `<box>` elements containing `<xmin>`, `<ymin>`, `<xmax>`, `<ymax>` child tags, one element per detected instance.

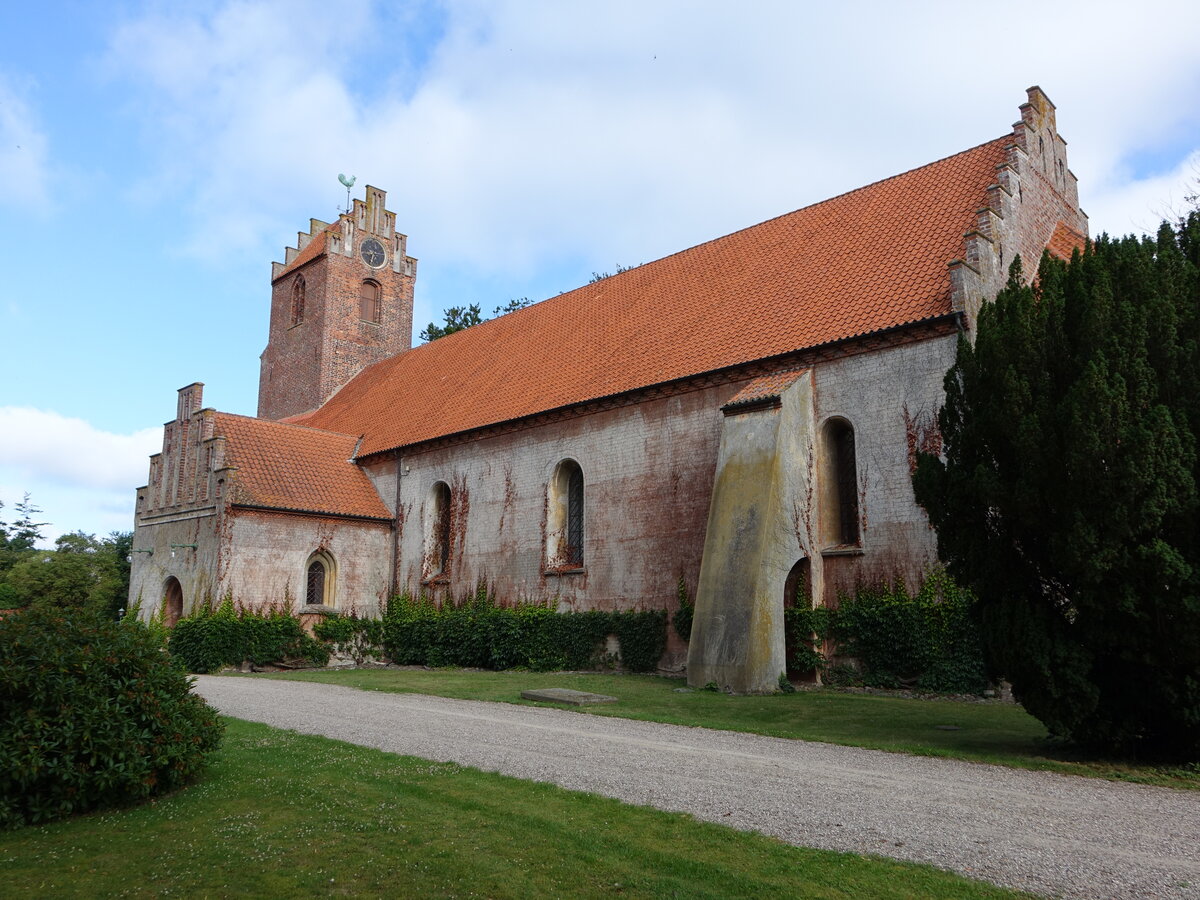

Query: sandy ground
<box><xmin>193</xmin><ymin>675</ymin><xmax>1200</xmax><ymax>900</ymax></box>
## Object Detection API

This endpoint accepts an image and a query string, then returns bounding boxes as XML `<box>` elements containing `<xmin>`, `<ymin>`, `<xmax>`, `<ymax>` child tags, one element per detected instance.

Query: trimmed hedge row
<box><xmin>783</xmin><ymin>569</ymin><xmax>987</xmax><ymax>694</ymax></box>
<box><xmin>0</xmin><ymin>606</ymin><xmax>223</xmax><ymax>829</ymax></box>
<box><xmin>383</xmin><ymin>592</ymin><xmax>667</xmax><ymax>673</ymax></box>
<box><xmin>169</xmin><ymin>599</ymin><xmax>328</xmax><ymax>674</ymax></box>
<box><xmin>165</xmin><ymin>589</ymin><xmax>667</xmax><ymax>675</ymax></box>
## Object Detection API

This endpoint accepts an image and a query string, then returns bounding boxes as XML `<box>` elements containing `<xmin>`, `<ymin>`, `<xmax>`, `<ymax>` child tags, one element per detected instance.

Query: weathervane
<box><xmin>338</xmin><ymin>173</ymin><xmax>356</xmax><ymax>212</ymax></box>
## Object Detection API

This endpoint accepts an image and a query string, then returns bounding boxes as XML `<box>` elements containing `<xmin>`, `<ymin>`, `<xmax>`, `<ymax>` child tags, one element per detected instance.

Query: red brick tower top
<box><xmin>258</xmin><ymin>185</ymin><xmax>417</xmax><ymax>420</ymax></box>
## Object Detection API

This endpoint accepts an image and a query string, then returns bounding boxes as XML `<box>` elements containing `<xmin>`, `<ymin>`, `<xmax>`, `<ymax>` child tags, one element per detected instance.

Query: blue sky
<box><xmin>2</xmin><ymin>0</ymin><xmax>1199</xmax><ymax>544</ymax></box>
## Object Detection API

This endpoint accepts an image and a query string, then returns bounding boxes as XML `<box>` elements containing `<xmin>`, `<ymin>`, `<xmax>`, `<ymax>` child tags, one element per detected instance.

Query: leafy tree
<box><xmin>1</xmin><ymin>531</ymin><xmax>130</xmax><ymax>614</ymax></box>
<box><xmin>914</xmin><ymin>214</ymin><xmax>1200</xmax><ymax>760</ymax></box>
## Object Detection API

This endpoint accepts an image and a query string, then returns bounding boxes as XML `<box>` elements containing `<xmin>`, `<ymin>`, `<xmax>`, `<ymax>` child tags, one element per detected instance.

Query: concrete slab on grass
<box><xmin>520</xmin><ymin>687</ymin><xmax>618</xmax><ymax>706</ymax></box>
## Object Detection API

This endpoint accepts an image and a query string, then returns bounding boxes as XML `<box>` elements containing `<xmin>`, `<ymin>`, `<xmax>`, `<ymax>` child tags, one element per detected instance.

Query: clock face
<box><xmin>360</xmin><ymin>237</ymin><xmax>387</xmax><ymax>268</ymax></box>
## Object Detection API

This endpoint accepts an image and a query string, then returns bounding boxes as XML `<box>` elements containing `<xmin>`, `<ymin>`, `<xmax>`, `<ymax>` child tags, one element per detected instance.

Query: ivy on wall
<box><xmin>783</xmin><ymin>569</ymin><xmax>986</xmax><ymax>694</ymax></box>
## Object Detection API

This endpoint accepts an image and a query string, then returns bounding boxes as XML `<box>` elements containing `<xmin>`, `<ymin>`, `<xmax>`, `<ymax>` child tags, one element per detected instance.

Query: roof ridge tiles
<box><xmin>215</xmin><ymin>409</ymin><xmax>361</xmax><ymax>439</ymax></box>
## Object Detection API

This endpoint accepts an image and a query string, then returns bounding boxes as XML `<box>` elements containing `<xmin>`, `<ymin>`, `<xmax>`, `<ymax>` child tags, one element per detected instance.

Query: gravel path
<box><xmin>193</xmin><ymin>676</ymin><xmax>1200</xmax><ymax>900</ymax></box>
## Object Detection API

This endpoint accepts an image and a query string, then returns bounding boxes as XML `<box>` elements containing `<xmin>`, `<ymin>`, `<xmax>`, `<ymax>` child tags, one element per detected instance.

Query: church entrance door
<box><xmin>163</xmin><ymin>577</ymin><xmax>184</xmax><ymax>628</ymax></box>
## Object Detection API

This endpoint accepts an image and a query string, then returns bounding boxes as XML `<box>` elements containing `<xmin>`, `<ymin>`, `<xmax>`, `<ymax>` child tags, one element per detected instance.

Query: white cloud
<box><xmin>102</xmin><ymin>0</ymin><xmax>1200</xmax><ymax>288</ymax></box>
<box><xmin>0</xmin><ymin>75</ymin><xmax>50</xmax><ymax>209</ymax></box>
<box><xmin>0</xmin><ymin>408</ymin><xmax>160</xmax><ymax>544</ymax></box>
<box><xmin>1085</xmin><ymin>150</ymin><xmax>1200</xmax><ymax>238</ymax></box>
<box><xmin>0</xmin><ymin>407</ymin><xmax>159</xmax><ymax>496</ymax></box>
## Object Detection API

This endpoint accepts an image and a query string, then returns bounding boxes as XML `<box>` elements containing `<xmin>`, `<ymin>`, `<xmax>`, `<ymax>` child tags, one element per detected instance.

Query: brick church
<box><xmin>130</xmin><ymin>87</ymin><xmax>1088</xmax><ymax>691</ymax></box>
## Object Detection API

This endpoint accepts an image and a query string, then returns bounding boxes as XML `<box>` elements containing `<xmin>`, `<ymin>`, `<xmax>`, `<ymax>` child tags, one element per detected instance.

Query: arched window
<box><xmin>304</xmin><ymin>551</ymin><xmax>336</xmax><ymax>608</ymax></box>
<box><xmin>820</xmin><ymin>418</ymin><xmax>860</xmax><ymax>547</ymax></box>
<box><xmin>162</xmin><ymin>576</ymin><xmax>184</xmax><ymax>628</ymax></box>
<box><xmin>426</xmin><ymin>481</ymin><xmax>451</xmax><ymax>578</ymax></box>
<box><xmin>360</xmin><ymin>280</ymin><xmax>381</xmax><ymax>323</ymax></box>
<box><xmin>547</xmin><ymin>459</ymin><xmax>585</xmax><ymax>568</ymax></box>
<box><xmin>290</xmin><ymin>275</ymin><xmax>306</xmax><ymax>325</ymax></box>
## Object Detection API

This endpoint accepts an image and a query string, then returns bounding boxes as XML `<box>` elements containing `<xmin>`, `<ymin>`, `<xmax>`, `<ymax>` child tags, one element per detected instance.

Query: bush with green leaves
<box><xmin>782</xmin><ymin>570</ymin><xmax>986</xmax><ymax>694</ymax></box>
<box><xmin>0</xmin><ymin>606</ymin><xmax>223</xmax><ymax>829</ymax></box>
<box><xmin>382</xmin><ymin>585</ymin><xmax>666</xmax><ymax>673</ymax></box>
<box><xmin>828</xmin><ymin>570</ymin><xmax>986</xmax><ymax>693</ymax></box>
<box><xmin>671</xmin><ymin>577</ymin><xmax>693</xmax><ymax>643</ymax></box>
<box><xmin>782</xmin><ymin>604</ymin><xmax>830</xmax><ymax>675</ymax></box>
<box><xmin>169</xmin><ymin>598</ymin><xmax>329</xmax><ymax>674</ymax></box>
<box><xmin>313</xmin><ymin>613</ymin><xmax>385</xmax><ymax>665</ymax></box>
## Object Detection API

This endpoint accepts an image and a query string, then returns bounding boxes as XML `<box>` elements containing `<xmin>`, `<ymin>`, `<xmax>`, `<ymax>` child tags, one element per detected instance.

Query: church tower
<box><xmin>258</xmin><ymin>185</ymin><xmax>417</xmax><ymax>420</ymax></box>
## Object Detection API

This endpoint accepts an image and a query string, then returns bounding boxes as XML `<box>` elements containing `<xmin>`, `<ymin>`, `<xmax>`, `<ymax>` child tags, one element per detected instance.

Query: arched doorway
<box><xmin>162</xmin><ymin>577</ymin><xmax>184</xmax><ymax>628</ymax></box>
<box><xmin>783</xmin><ymin>558</ymin><xmax>814</xmax><ymax>679</ymax></box>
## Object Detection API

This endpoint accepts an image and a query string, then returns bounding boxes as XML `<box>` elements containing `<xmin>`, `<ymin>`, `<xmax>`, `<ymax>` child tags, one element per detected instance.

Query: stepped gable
<box><xmin>298</xmin><ymin>136</ymin><xmax>1012</xmax><ymax>458</ymax></box>
<box><xmin>274</xmin><ymin>221</ymin><xmax>339</xmax><ymax>280</ymax></box>
<box><xmin>215</xmin><ymin>413</ymin><xmax>391</xmax><ymax>519</ymax></box>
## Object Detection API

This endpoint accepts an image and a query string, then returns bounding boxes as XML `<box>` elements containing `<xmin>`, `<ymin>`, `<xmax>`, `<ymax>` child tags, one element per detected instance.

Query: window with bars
<box><xmin>566</xmin><ymin>463</ymin><xmax>584</xmax><ymax>566</ymax></box>
<box><xmin>290</xmin><ymin>276</ymin><xmax>306</xmax><ymax>325</ymax></box>
<box><xmin>306</xmin><ymin>560</ymin><xmax>326</xmax><ymax>605</ymax></box>
<box><xmin>360</xmin><ymin>280</ymin><xmax>381</xmax><ymax>323</ymax></box>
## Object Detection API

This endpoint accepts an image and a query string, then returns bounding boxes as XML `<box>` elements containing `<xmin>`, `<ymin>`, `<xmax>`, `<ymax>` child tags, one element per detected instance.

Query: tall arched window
<box><xmin>360</xmin><ymin>280</ymin><xmax>381</xmax><ymax>323</ymax></box>
<box><xmin>547</xmin><ymin>459</ymin><xmax>585</xmax><ymax>568</ymax></box>
<box><xmin>304</xmin><ymin>551</ymin><xmax>336</xmax><ymax>607</ymax></box>
<box><xmin>820</xmin><ymin>418</ymin><xmax>860</xmax><ymax>547</ymax></box>
<box><xmin>290</xmin><ymin>275</ymin><xmax>306</xmax><ymax>325</ymax></box>
<box><xmin>426</xmin><ymin>481</ymin><xmax>451</xmax><ymax>578</ymax></box>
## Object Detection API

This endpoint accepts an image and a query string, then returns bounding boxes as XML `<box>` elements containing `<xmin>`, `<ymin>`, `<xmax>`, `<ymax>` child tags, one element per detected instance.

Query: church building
<box><xmin>130</xmin><ymin>87</ymin><xmax>1088</xmax><ymax>691</ymax></box>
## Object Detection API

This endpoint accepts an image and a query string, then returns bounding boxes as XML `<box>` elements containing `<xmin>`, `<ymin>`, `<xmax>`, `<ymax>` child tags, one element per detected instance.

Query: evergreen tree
<box><xmin>418</xmin><ymin>303</ymin><xmax>484</xmax><ymax>342</ymax></box>
<box><xmin>418</xmin><ymin>297</ymin><xmax>536</xmax><ymax>343</ymax></box>
<box><xmin>914</xmin><ymin>213</ymin><xmax>1200</xmax><ymax>760</ymax></box>
<box><xmin>6</xmin><ymin>494</ymin><xmax>47</xmax><ymax>553</ymax></box>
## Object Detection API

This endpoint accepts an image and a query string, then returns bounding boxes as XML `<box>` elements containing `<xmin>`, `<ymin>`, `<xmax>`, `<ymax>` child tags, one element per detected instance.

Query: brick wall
<box><xmin>952</xmin><ymin>86</ymin><xmax>1089</xmax><ymax>330</ymax></box>
<box><xmin>258</xmin><ymin>186</ymin><xmax>417</xmax><ymax>420</ymax></box>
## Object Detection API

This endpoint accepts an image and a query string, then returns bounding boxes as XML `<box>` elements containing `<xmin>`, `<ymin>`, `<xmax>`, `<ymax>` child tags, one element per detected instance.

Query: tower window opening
<box><xmin>290</xmin><ymin>276</ymin><xmax>306</xmax><ymax>326</ymax></box>
<box><xmin>360</xmin><ymin>280</ymin><xmax>381</xmax><ymax>324</ymax></box>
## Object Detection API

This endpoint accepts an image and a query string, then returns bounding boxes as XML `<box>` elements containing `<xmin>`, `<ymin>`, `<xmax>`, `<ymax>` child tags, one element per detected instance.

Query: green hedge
<box><xmin>0</xmin><ymin>607</ymin><xmax>223</xmax><ymax>829</ymax></box>
<box><xmin>169</xmin><ymin>599</ymin><xmax>329</xmax><ymax>674</ymax></box>
<box><xmin>784</xmin><ymin>569</ymin><xmax>987</xmax><ymax>694</ymax></box>
<box><xmin>382</xmin><ymin>589</ymin><xmax>667</xmax><ymax>673</ymax></box>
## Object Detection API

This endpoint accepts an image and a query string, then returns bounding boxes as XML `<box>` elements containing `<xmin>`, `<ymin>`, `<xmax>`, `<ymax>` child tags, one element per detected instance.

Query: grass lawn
<box><xmin>0</xmin><ymin>718</ymin><xmax>1032</xmax><ymax>899</ymax></box>
<box><xmin>264</xmin><ymin>667</ymin><xmax>1200</xmax><ymax>790</ymax></box>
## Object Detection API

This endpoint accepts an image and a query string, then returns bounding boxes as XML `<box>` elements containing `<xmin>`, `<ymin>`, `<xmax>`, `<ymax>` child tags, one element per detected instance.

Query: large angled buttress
<box><xmin>688</xmin><ymin>371</ymin><xmax>816</xmax><ymax>693</ymax></box>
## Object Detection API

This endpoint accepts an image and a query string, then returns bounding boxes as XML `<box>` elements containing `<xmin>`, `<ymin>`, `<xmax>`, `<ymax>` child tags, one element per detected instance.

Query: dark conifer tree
<box><xmin>914</xmin><ymin>213</ymin><xmax>1200</xmax><ymax>760</ymax></box>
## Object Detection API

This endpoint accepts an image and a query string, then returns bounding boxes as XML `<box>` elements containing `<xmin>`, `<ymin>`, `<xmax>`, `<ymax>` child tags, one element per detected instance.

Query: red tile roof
<box><xmin>215</xmin><ymin>413</ymin><xmax>391</xmax><ymax>519</ymax></box>
<box><xmin>723</xmin><ymin>370</ymin><xmax>807</xmax><ymax>410</ymax></box>
<box><xmin>299</xmin><ymin>137</ymin><xmax>1013</xmax><ymax>457</ymax></box>
<box><xmin>1046</xmin><ymin>220</ymin><xmax>1088</xmax><ymax>261</ymax></box>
